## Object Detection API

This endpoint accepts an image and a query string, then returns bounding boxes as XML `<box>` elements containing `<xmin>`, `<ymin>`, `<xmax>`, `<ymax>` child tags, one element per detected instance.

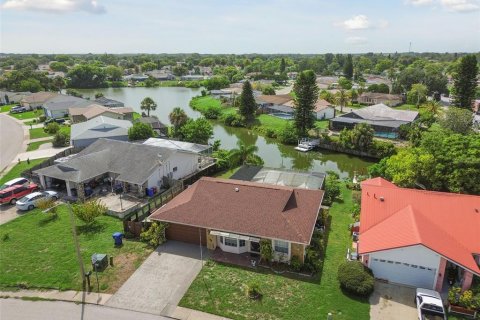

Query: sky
<box><xmin>1</xmin><ymin>0</ymin><xmax>479</xmax><ymax>54</ymax></box>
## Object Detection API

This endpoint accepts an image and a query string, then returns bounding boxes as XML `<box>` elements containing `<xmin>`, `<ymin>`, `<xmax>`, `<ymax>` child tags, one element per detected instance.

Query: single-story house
<box><xmin>284</xmin><ymin>99</ymin><xmax>335</xmax><ymax>120</ymax></box>
<box><xmin>42</xmin><ymin>94</ymin><xmax>92</xmax><ymax>118</ymax></box>
<box><xmin>181</xmin><ymin>75</ymin><xmax>205</xmax><ymax>81</ymax></box>
<box><xmin>20</xmin><ymin>91</ymin><xmax>58</xmax><ymax>110</ymax></box>
<box><xmin>94</xmin><ymin>97</ymin><xmax>125</xmax><ymax>108</ymax></box>
<box><xmin>138</xmin><ymin>116</ymin><xmax>168</xmax><ymax>136</ymax></box>
<box><xmin>34</xmin><ymin>138</ymin><xmax>213</xmax><ymax>200</ymax></box>
<box><xmin>330</xmin><ymin>103</ymin><xmax>419</xmax><ymax>139</ymax></box>
<box><xmin>70</xmin><ymin>116</ymin><xmax>132</xmax><ymax>148</ymax></box>
<box><xmin>143</xmin><ymin>137</ymin><xmax>212</xmax><ymax>155</ymax></box>
<box><xmin>145</xmin><ymin>70</ymin><xmax>175</xmax><ymax>81</ymax></box>
<box><xmin>149</xmin><ymin>177</ymin><xmax>324</xmax><ymax>263</ymax></box>
<box><xmin>358</xmin><ymin>92</ymin><xmax>404</xmax><ymax>107</ymax></box>
<box><xmin>358</xmin><ymin>177</ymin><xmax>480</xmax><ymax>291</ymax></box>
<box><xmin>124</xmin><ymin>74</ymin><xmax>149</xmax><ymax>82</ymax></box>
<box><xmin>256</xmin><ymin>95</ymin><xmax>335</xmax><ymax>120</ymax></box>
<box><xmin>0</xmin><ymin>91</ymin><xmax>31</xmax><ymax>105</ymax></box>
<box><xmin>69</xmin><ymin>104</ymin><xmax>133</xmax><ymax>123</ymax></box>
<box><xmin>230</xmin><ymin>165</ymin><xmax>325</xmax><ymax>190</ymax></box>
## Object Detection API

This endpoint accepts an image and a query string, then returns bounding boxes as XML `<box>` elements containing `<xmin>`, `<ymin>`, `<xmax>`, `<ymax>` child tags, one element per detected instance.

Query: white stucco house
<box><xmin>358</xmin><ymin>178</ymin><xmax>480</xmax><ymax>292</ymax></box>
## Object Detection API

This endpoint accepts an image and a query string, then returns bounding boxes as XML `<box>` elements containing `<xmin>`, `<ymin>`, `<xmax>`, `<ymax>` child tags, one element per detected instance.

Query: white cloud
<box><xmin>405</xmin><ymin>0</ymin><xmax>435</xmax><ymax>6</ymax></box>
<box><xmin>342</xmin><ymin>15</ymin><xmax>370</xmax><ymax>30</ymax></box>
<box><xmin>345</xmin><ymin>37</ymin><xmax>368</xmax><ymax>45</ymax></box>
<box><xmin>440</xmin><ymin>0</ymin><xmax>480</xmax><ymax>12</ymax></box>
<box><xmin>1</xmin><ymin>0</ymin><xmax>106</xmax><ymax>14</ymax></box>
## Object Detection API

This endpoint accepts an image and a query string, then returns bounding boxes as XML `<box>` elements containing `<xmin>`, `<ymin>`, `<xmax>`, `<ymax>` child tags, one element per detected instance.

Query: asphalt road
<box><xmin>0</xmin><ymin>299</ymin><xmax>171</xmax><ymax>320</ymax></box>
<box><xmin>0</xmin><ymin>113</ymin><xmax>24</xmax><ymax>172</ymax></box>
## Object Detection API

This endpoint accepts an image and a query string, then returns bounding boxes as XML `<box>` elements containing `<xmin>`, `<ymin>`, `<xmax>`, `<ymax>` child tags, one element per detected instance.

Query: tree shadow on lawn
<box><xmin>339</xmin><ymin>286</ymin><xmax>371</xmax><ymax>304</ymax></box>
<box><xmin>76</xmin><ymin>223</ymin><xmax>106</xmax><ymax>238</ymax></box>
<box><xmin>38</xmin><ymin>213</ymin><xmax>59</xmax><ymax>226</ymax></box>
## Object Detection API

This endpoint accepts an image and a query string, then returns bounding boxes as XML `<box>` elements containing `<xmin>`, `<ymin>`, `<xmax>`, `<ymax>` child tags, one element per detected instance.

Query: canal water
<box><xmin>77</xmin><ymin>87</ymin><xmax>375</xmax><ymax>178</ymax></box>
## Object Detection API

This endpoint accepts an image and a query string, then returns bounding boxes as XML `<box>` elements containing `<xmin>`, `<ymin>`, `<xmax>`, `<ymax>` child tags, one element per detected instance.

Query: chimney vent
<box><xmin>234</xmin><ymin>187</ymin><xmax>239</xmax><ymax>192</ymax></box>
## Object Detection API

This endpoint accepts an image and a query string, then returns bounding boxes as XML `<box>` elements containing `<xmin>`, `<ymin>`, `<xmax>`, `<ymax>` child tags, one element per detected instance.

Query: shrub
<box><xmin>323</xmin><ymin>171</ymin><xmax>341</xmax><ymax>206</ymax></box>
<box><xmin>371</xmin><ymin>140</ymin><xmax>396</xmax><ymax>158</ymax></box>
<box><xmin>71</xmin><ymin>199</ymin><xmax>107</xmax><ymax>225</ymax></box>
<box><xmin>203</xmin><ymin>106</ymin><xmax>221</xmax><ymax>119</ymax></box>
<box><xmin>290</xmin><ymin>256</ymin><xmax>303</xmax><ymax>272</ymax></box>
<box><xmin>304</xmin><ymin>247</ymin><xmax>321</xmax><ymax>273</ymax></box>
<box><xmin>140</xmin><ymin>222</ymin><xmax>168</xmax><ymax>247</ymax></box>
<box><xmin>223</xmin><ymin>113</ymin><xmax>245</xmax><ymax>127</ymax></box>
<box><xmin>44</xmin><ymin>122</ymin><xmax>60</xmax><ymax>134</ymax></box>
<box><xmin>278</xmin><ymin>123</ymin><xmax>298</xmax><ymax>145</ymax></box>
<box><xmin>38</xmin><ymin>115</ymin><xmax>46</xmax><ymax>122</ymax></box>
<box><xmin>260</xmin><ymin>239</ymin><xmax>273</xmax><ymax>262</ymax></box>
<box><xmin>52</xmin><ymin>132</ymin><xmax>69</xmax><ymax>147</ymax></box>
<box><xmin>265</xmin><ymin>128</ymin><xmax>277</xmax><ymax>138</ymax></box>
<box><xmin>128</xmin><ymin>122</ymin><xmax>154</xmax><ymax>141</ymax></box>
<box><xmin>245</xmin><ymin>281</ymin><xmax>262</xmax><ymax>299</ymax></box>
<box><xmin>337</xmin><ymin>261</ymin><xmax>375</xmax><ymax>297</ymax></box>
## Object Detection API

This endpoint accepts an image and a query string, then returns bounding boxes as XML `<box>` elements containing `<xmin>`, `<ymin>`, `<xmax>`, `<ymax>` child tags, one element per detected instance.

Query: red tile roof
<box><xmin>359</xmin><ymin>178</ymin><xmax>480</xmax><ymax>275</ymax></box>
<box><xmin>149</xmin><ymin>177</ymin><xmax>324</xmax><ymax>244</ymax></box>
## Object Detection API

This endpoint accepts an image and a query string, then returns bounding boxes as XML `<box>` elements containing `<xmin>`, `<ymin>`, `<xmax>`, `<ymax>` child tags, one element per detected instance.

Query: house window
<box><xmin>173</xmin><ymin>167</ymin><xmax>178</xmax><ymax>172</ymax></box>
<box><xmin>224</xmin><ymin>237</ymin><xmax>237</xmax><ymax>247</ymax></box>
<box><xmin>274</xmin><ymin>240</ymin><xmax>289</xmax><ymax>254</ymax></box>
<box><xmin>239</xmin><ymin>240</ymin><xmax>246</xmax><ymax>247</ymax></box>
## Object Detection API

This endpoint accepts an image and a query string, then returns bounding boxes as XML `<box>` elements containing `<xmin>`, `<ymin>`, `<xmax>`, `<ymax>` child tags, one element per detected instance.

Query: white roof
<box><xmin>142</xmin><ymin>138</ymin><xmax>210</xmax><ymax>154</ymax></box>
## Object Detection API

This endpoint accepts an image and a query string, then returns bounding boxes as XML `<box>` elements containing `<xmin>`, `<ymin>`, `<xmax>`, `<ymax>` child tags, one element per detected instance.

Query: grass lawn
<box><xmin>257</xmin><ymin>114</ymin><xmax>289</xmax><ymax>132</ymax></box>
<box><xmin>9</xmin><ymin>110</ymin><xmax>41</xmax><ymax>120</ymax></box>
<box><xmin>1</xmin><ymin>104</ymin><xmax>15</xmax><ymax>113</ymax></box>
<box><xmin>214</xmin><ymin>166</ymin><xmax>241</xmax><ymax>179</ymax></box>
<box><xmin>315</xmin><ymin>120</ymin><xmax>329</xmax><ymax>130</ymax></box>
<box><xmin>0</xmin><ymin>207</ymin><xmax>152</xmax><ymax>293</ymax></box>
<box><xmin>0</xmin><ymin>158</ymin><xmax>47</xmax><ymax>185</ymax></box>
<box><xmin>179</xmin><ymin>184</ymin><xmax>370</xmax><ymax>320</ymax></box>
<box><xmin>29</xmin><ymin>125</ymin><xmax>70</xmax><ymax>139</ymax></box>
<box><xmin>190</xmin><ymin>96</ymin><xmax>236</xmax><ymax>117</ymax></box>
<box><xmin>26</xmin><ymin>139</ymin><xmax>53</xmax><ymax>152</ymax></box>
<box><xmin>133</xmin><ymin>112</ymin><xmax>141</xmax><ymax>120</ymax></box>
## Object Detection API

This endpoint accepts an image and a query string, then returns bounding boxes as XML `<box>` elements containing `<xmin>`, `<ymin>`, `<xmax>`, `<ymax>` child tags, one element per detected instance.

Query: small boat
<box><xmin>294</xmin><ymin>145</ymin><xmax>313</xmax><ymax>152</ymax></box>
<box><xmin>295</xmin><ymin>138</ymin><xmax>320</xmax><ymax>152</ymax></box>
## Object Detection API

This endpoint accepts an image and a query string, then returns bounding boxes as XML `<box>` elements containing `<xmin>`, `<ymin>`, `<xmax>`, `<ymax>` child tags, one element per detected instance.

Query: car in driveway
<box><xmin>10</xmin><ymin>106</ymin><xmax>27</xmax><ymax>114</ymax></box>
<box><xmin>0</xmin><ymin>177</ymin><xmax>29</xmax><ymax>190</ymax></box>
<box><xmin>415</xmin><ymin>288</ymin><xmax>447</xmax><ymax>320</ymax></box>
<box><xmin>16</xmin><ymin>191</ymin><xmax>59</xmax><ymax>211</ymax></box>
<box><xmin>0</xmin><ymin>183</ymin><xmax>39</xmax><ymax>205</ymax></box>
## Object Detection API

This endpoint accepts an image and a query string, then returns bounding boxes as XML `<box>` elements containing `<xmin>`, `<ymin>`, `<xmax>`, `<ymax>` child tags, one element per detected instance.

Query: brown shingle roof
<box><xmin>256</xmin><ymin>94</ymin><xmax>292</xmax><ymax>105</ymax></box>
<box><xmin>149</xmin><ymin>177</ymin><xmax>324</xmax><ymax>244</ymax></box>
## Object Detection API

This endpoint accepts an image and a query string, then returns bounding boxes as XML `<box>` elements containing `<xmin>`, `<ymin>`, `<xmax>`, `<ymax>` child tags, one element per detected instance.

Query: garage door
<box><xmin>370</xmin><ymin>258</ymin><xmax>436</xmax><ymax>289</ymax></box>
<box><xmin>166</xmin><ymin>223</ymin><xmax>207</xmax><ymax>246</ymax></box>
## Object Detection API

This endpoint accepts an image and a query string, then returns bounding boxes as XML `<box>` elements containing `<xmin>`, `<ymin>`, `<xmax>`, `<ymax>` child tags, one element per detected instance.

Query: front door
<box><xmin>250</xmin><ymin>241</ymin><xmax>260</xmax><ymax>253</ymax></box>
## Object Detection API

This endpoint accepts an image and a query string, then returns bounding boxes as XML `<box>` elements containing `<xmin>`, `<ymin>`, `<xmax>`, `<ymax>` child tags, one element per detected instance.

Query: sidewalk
<box><xmin>16</xmin><ymin>146</ymin><xmax>71</xmax><ymax>161</ymax></box>
<box><xmin>170</xmin><ymin>306</ymin><xmax>231</xmax><ymax>320</ymax></box>
<box><xmin>0</xmin><ymin>289</ymin><xmax>112</xmax><ymax>305</ymax></box>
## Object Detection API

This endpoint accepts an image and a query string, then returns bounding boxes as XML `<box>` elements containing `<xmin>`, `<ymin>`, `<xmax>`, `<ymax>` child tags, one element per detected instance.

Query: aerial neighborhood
<box><xmin>1</xmin><ymin>2</ymin><xmax>480</xmax><ymax>319</ymax></box>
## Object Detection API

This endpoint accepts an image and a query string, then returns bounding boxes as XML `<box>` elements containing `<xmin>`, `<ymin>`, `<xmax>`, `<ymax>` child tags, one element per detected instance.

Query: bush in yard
<box><xmin>52</xmin><ymin>132</ymin><xmax>70</xmax><ymax>147</ymax></box>
<box><xmin>203</xmin><ymin>105</ymin><xmax>221</xmax><ymax>119</ymax></box>
<box><xmin>337</xmin><ymin>261</ymin><xmax>375</xmax><ymax>297</ymax></box>
<box><xmin>36</xmin><ymin>198</ymin><xmax>58</xmax><ymax>217</ymax></box>
<box><xmin>323</xmin><ymin>171</ymin><xmax>341</xmax><ymax>206</ymax></box>
<box><xmin>290</xmin><ymin>256</ymin><xmax>303</xmax><ymax>272</ymax></box>
<box><xmin>260</xmin><ymin>239</ymin><xmax>273</xmax><ymax>262</ymax></box>
<box><xmin>44</xmin><ymin>122</ymin><xmax>60</xmax><ymax>134</ymax></box>
<box><xmin>72</xmin><ymin>199</ymin><xmax>107</xmax><ymax>225</ymax></box>
<box><xmin>278</xmin><ymin>122</ymin><xmax>298</xmax><ymax>145</ymax></box>
<box><xmin>304</xmin><ymin>247</ymin><xmax>322</xmax><ymax>273</ymax></box>
<box><xmin>140</xmin><ymin>222</ymin><xmax>168</xmax><ymax>247</ymax></box>
<box><xmin>128</xmin><ymin>122</ymin><xmax>154</xmax><ymax>141</ymax></box>
<box><xmin>223</xmin><ymin>113</ymin><xmax>245</xmax><ymax>127</ymax></box>
<box><xmin>38</xmin><ymin>115</ymin><xmax>46</xmax><ymax>122</ymax></box>
<box><xmin>245</xmin><ymin>281</ymin><xmax>262</xmax><ymax>299</ymax></box>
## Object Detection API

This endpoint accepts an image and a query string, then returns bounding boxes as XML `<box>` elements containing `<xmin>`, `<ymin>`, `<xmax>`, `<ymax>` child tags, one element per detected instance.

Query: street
<box><xmin>0</xmin><ymin>299</ymin><xmax>171</xmax><ymax>320</ymax></box>
<box><xmin>0</xmin><ymin>114</ymin><xmax>24</xmax><ymax>172</ymax></box>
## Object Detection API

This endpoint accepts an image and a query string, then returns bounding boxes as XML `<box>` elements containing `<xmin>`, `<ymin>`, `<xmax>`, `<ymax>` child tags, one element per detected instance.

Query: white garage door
<box><xmin>370</xmin><ymin>258</ymin><xmax>436</xmax><ymax>289</ymax></box>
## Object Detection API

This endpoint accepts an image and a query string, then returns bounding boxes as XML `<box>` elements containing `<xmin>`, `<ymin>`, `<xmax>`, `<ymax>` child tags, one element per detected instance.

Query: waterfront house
<box><xmin>42</xmin><ymin>94</ymin><xmax>92</xmax><ymax>118</ymax></box>
<box><xmin>70</xmin><ymin>116</ymin><xmax>132</xmax><ymax>148</ymax></box>
<box><xmin>149</xmin><ymin>177</ymin><xmax>324</xmax><ymax>263</ymax></box>
<box><xmin>358</xmin><ymin>178</ymin><xmax>480</xmax><ymax>292</ymax></box>
<box><xmin>20</xmin><ymin>91</ymin><xmax>58</xmax><ymax>110</ymax></box>
<box><xmin>358</xmin><ymin>92</ymin><xmax>404</xmax><ymax>107</ymax></box>
<box><xmin>330</xmin><ymin>103</ymin><xmax>418</xmax><ymax>138</ymax></box>
<box><xmin>69</xmin><ymin>104</ymin><xmax>133</xmax><ymax>123</ymax></box>
<box><xmin>94</xmin><ymin>96</ymin><xmax>125</xmax><ymax>108</ymax></box>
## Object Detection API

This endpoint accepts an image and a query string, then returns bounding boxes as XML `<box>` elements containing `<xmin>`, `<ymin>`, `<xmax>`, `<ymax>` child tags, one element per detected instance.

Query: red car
<box><xmin>0</xmin><ymin>183</ymin><xmax>39</xmax><ymax>205</ymax></box>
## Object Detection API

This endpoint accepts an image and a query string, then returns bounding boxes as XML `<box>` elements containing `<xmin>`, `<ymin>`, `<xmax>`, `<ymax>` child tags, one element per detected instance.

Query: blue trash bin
<box><xmin>112</xmin><ymin>232</ymin><xmax>123</xmax><ymax>246</ymax></box>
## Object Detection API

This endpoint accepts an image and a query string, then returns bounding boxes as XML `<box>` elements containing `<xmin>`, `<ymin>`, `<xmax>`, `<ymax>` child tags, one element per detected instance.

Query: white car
<box><xmin>15</xmin><ymin>191</ymin><xmax>59</xmax><ymax>211</ymax></box>
<box><xmin>415</xmin><ymin>288</ymin><xmax>447</xmax><ymax>320</ymax></box>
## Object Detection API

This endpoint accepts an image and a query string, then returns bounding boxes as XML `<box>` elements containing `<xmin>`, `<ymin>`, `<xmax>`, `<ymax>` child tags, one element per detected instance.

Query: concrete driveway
<box><xmin>370</xmin><ymin>281</ymin><xmax>417</xmax><ymax>320</ymax></box>
<box><xmin>106</xmin><ymin>241</ymin><xmax>208</xmax><ymax>316</ymax></box>
<box><xmin>0</xmin><ymin>204</ymin><xmax>26</xmax><ymax>225</ymax></box>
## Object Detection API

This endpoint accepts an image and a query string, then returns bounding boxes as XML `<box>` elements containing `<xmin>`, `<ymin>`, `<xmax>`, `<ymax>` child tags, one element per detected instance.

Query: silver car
<box><xmin>15</xmin><ymin>191</ymin><xmax>59</xmax><ymax>211</ymax></box>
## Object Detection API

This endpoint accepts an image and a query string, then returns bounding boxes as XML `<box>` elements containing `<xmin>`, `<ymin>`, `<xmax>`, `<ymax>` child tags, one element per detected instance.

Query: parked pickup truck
<box><xmin>415</xmin><ymin>288</ymin><xmax>447</xmax><ymax>320</ymax></box>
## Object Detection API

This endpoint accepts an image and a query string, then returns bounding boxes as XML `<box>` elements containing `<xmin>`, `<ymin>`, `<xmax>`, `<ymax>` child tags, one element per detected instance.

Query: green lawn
<box><xmin>190</xmin><ymin>96</ymin><xmax>236</xmax><ymax>117</ymax></box>
<box><xmin>29</xmin><ymin>125</ymin><xmax>70</xmax><ymax>139</ymax></box>
<box><xmin>26</xmin><ymin>139</ymin><xmax>53</xmax><ymax>152</ymax></box>
<box><xmin>9</xmin><ymin>110</ymin><xmax>41</xmax><ymax>120</ymax></box>
<box><xmin>214</xmin><ymin>166</ymin><xmax>241</xmax><ymax>179</ymax></box>
<box><xmin>257</xmin><ymin>114</ymin><xmax>289</xmax><ymax>131</ymax></box>
<box><xmin>0</xmin><ymin>158</ymin><xmax>47</xmax><ymax>185</ymax></box>
<box><xmin>180</xmin><ymin>184</ymin><xmax>370</xmax><ymax>320</ymax></box>
<box><xmin>1</xmin><ymin>104</ymin><xmax>15</xmax><ymax>113</ymax></box>
<box><xmin>133</xmin><ymin>112</ymin><xmax>141</xmax><ymax>120</ymax></box>
<box><xmin>0</xmin><ymin>207</ymin><xmax>152</xmax><ymax>292</ymax></box>
<box><xmin>315</xmin><ymin>120</ymin><xmax>329</xmax><ymax>130</ymax></box>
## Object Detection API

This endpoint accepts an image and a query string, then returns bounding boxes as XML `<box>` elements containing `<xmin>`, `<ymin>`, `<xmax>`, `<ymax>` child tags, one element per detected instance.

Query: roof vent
<box><xmin>234</xmin><ymin>187</ymin><xmax>239</xmax><ymax>192</ymax></box>
<box><xmin>379</xmin><ymin>197</ymin><xmax>384</xmax><ymax>202</ymax></box>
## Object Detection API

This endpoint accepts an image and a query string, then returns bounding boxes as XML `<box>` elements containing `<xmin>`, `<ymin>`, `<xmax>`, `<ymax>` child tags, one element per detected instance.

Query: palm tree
<box><xmin>335</xmin><ymin>89</ymin><xmax>350</xmax><ymax>113</ymax></box>
<box><xmin>228</xmin><ymin>141</ymin><xmax>259</xmax><ymax>167</ymax></box>
<box><xmin>168</xmin><ymin>107</ymin><xmax>188</xmax><ymax>137</ymax></box>
<box><xmin>140</xmin><ymin>97</ymin><xmax>157</xmax><ymax>117</ymax></box>
<box><xmin>422</xmin><ymin>100</ymin><xmax>442</xmax><ymax>117</ymax></box>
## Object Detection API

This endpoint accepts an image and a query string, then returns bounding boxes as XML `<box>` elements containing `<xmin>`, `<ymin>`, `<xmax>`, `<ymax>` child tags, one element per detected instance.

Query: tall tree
<box><xmin>452</xmin><ymin>55</ymin><xmax>478</xmax><ymax>109</ymax></box>
<box><xmin>239</xmin><ymin>80</ymin><xmax>257</xmax><ymax>121</ymax></box>
<box><xmin>280</xmin><ymin>58</ymin><xmax>286</xmax><ymax>73</ymax></box>
<box><xmin>293</xmin><ymin>70</ymin><xmax>319</xmax><ymax>136</ymax></box>
<box><xmin>343</xmin><ymin>54</ymin><xmax>354</xmax><ymax>80</ymax></box>
<box><xmin>228</xmin><ymin>141</ymin><xmax>262</xmax><ymax>166</ymax></box>
<box><xmin>335</xmin><ymin>89</ymin><xmax>350</xmax><ymax>113</ymax></box>
<box><xmin>140</xmin><ymin>97</ymin><xmax>157</xmax><ymax>117</ymax></box>
<box><xmin>180</xmin><ymin>118</ymin><xmax>213</xmax><ymax>144</ymax></box>
<box><xmin>168</xmin><ymin>107</ymin><xmax>189</xmax><ymax>137</ymax></box>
